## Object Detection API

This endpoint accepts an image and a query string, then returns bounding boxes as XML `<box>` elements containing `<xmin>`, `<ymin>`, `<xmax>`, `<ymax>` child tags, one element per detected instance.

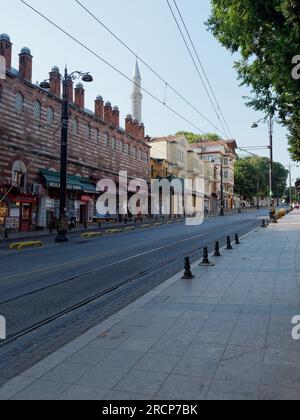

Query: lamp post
<box><xmin>286</xmin><ymin>163</ymin><xmax>299</xmax><ymax>209</ymax></box>
<box><xmin>251</xmin><ymin>115</ymin><xmax>275</xmax><ymax>221</ymax></box>
<box><xmin>220</xmin><ymin>157</ymin><xmax>225</xmax><ymax>216</ymax></box>
<box><xmin>40</xmin><ymin>68</ymin><xmax>93</xmax><ymax>242</ymax></box>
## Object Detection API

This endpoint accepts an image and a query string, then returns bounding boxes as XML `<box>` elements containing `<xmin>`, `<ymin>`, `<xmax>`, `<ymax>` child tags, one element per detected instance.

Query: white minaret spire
<box><xmin>131</xmin><ymin>59</ymin><xmax>143</xmax><ymax>122</ymax></box>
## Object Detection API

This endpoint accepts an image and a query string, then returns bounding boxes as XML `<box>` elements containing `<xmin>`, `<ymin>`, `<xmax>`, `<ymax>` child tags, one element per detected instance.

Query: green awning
<box><xmin>80</xmin><ymin>182</ymin><xmax>97</xmax><ymax>193</ymax></box>
<box><xmin>40</xmin><ymin>170</ymin><xmax>96</xmax><ymax>193</ymax></box>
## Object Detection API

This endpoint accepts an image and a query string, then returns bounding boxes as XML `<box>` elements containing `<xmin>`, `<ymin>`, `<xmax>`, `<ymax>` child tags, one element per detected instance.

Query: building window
<box><xmin>0</xmin><ymin>85</ymin><xmax>2</xmax><ymax>103</ymax></box>
<box><xmin>86</xmin><ymin>125</ymin><xmax>92</xmax><ymax>140</ymax></box>
<box><xmin>47</xmin><ymin>107</ymin><xmax>54</xmax><ymax>125</ymax></box>
<box><xmin>110</xmin><ymin>136</ymin><xmax>116</xmax><ymax>150</ymax></box>
<box><xmin>15</xmin><ymin>91</ymin><xmax>24</xmax><ymax>114</ymax></box>
<box><xmin>123</xmin><ymin>143</ymin><xmax>129</xmax><ymax>155</ymax></box>
<box><xmin>72</xmin><ymin>118</ymin><xmax>78</xmax><ymax>135</ymax></box>
<box><xmin>105</xmin><ymin>132</ymin><xmax>109</xmax><ymax>146</ymax></box>
<box><xmin>33</xmin><ymin>100</ymin><xmax>41</xmax><ymax>120</ymax></box>
<box><xmin>96</xmin><ymin>129</ymin><xmax>100</xmax><ymax>143</ymax></box>
<box><xmin>117</xmin><ymin>140</ymin><xmax>122</xmax><ymax>152</ymax></box>
<box><xmin>137</xmin><ymin>149</ymin><xmax>142</xmax><ymax>160</ymax></box>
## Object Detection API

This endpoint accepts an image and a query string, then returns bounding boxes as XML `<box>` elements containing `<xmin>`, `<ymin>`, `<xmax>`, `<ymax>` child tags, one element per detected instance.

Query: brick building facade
<box><xmin>0</xmin><ymin>34</ymin><xmax>151</xmax><ymax>232</ymax></box>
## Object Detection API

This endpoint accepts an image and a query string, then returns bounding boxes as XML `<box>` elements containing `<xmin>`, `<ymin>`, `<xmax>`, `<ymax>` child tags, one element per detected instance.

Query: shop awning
<box><xmin>40</xmin><ymin>170</ymin><xmax>96</xmax><ymax>193</ymax></box>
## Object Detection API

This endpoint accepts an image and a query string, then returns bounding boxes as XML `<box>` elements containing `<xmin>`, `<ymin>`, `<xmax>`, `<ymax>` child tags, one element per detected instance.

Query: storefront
<box><xmin>39</xmin><ymin>169</ymin><xmax>97</xmax><ymax>229</ymax></box>
<box><xmin>0</xmin><ymin>195</ymin><xmax>9</xmax><ymax>232</ymax></box>
<box><xmin>6</xmin><ymin>193</ymin><xmax>38</xmax><ymax>232</ymax></box>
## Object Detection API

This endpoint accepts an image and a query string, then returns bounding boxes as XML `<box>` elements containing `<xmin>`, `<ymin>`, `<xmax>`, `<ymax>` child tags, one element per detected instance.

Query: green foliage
<box><xmin>176</xmin><ymin>131</ymin><xmax>222</xmax><ymax>144</ymax></box>
<box><xmin>234</xmin><ymin>156</ymin><xmax>289</xmax><ymax>200</ymax></box>
<box><xmin>207</xmin><ymin>0</ymin><xmax>300</xmax><ymax>160</ymax></box>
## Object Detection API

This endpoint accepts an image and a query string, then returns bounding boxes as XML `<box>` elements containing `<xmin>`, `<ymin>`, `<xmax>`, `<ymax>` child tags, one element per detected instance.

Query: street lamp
<box><xmin>220</xmin><ymin>157</ymin><xmax>225</xmax><ymax>216</ymax></box>
<box><xmin>40</xmin><ymin>68</ymin><xmax>93</xmax><ymax>242</ymax></box>
<box><xmin>251</xmin><ymin>115</ymin><xmax>276</xmax><ymax>222</ymax></box>
<box><xmin>286</xmin><ymin>164</ymin><xmax>299</xmax><ymax>209</ymax></box>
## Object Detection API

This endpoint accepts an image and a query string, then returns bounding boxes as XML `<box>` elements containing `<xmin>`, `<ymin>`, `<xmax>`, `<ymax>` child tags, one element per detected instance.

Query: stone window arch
<box><xmin>110</xmin><ymin>136</ymin><xmax>116</xmax><ymax>150</ymax></box>
<box><xmin>47</xmin><ymin>107</ymin><xmax>54</xmax><ymax>125</ymax></box>
<box><xmin>72</xmin><ymin>118</ymin><xmax>78</xmax><ymax>135</ymax></box>
<box><xmin>15</xmin><ymin>91</ymin><xmax>24</xmax><ymax>113</ymax></box>
<box><xmin>33</xmin><ymin>100</ymin><xmax>41</xmax><ymax>120</ymax></box>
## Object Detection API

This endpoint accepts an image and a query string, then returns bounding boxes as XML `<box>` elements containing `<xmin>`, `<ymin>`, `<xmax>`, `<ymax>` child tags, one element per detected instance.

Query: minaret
<box><xmin>131</xmin><ymin>59</ymin><xmax>143</xmax><ymax>123</ymax></box>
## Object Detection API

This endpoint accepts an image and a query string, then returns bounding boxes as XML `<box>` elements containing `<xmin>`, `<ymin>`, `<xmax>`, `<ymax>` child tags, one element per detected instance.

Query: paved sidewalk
<box><xmin>1</xmin><ymin>211</ymin><xmax>300</xmax><ymax>400</ymax></box>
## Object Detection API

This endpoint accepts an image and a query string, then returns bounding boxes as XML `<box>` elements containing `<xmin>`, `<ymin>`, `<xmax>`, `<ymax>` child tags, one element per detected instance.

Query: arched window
<box><xmin>123</xmin><ymin>143</ymin><xmax>129</xmax><ymax>155</ymax></box>
<box><xmin>15</xmin><ymin>91</ymin><xmax>24</xmax><ymax>114</ymax></box>
<box><xmin>86</xmin><ymin>125</ymin><xmax>90</xmax><ymax>139</ymax></box>
<box><xmin>137</xmin><ymin>149</ymin><xmax>142</xmax><ymax>160</ymax></box>
<box><xmin>72</xmin><ymin>118</ymin><xmax>78</xmax><ymax>135</ymax></box>
<box><xmin>105</xmin><ymin>132</ymin><xmax>109</xmax><ymax>146</ymax></box>
<box><xmin>119</xmin><ymin>140</ymin><xmax>124</xmax><ymax>152</ymax></box>
<box><xmin>95</xmin><ymin>128</ymin><xmax>100</xmax><ymax>143</ymax></box>
<box><xmin>12</xmin><ymin>160</ymin><xmax>27</xmax><ymax>190</ymax></box>
<box><xmin>110</xmin><ymin>136</ymin><xmax>116</xmax><ymax>150</ymax></box>
<box><xmin>33</xmin><ymin>100</ymin><xmax>41</xmax><ymax>120</ymax></box>
<box><xmin>47</xmin><ymin>107</ymin><xmax>54</xmax><ymax>125</ymax></box>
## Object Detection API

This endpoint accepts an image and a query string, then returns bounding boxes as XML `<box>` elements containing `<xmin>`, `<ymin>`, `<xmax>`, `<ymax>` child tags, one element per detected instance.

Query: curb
<box><xmin>9</xmin><ymin>241</ymin><xmax>43</xmax><ymax>251</ymax></box>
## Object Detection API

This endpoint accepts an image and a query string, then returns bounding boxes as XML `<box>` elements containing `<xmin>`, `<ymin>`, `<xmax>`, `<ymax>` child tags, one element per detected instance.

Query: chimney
<box><xmin>66</xmin><ymin>76</ymin><xmax>73</xmax><ymax>103</ymax></box>
<box><xmin>132</xmin><ymin>119</ymin><xmax>139</xmax><ymax>138</ymax></box>
<box><xmin>104</xmin><ymin>101</ymin><xmax>112</xmax><ymax>124</ymax></box>
<box><xmin>0</xmin><ymin>33</ymin><xmax>12</xmax><ymax>71</ymax></box>
<box><xmin>75</xmin><ymin>83</ymin><xmax>85</xmax><ymax>109</ymax></box>
<box><xmin>138</xmin><ymin>123</ymin><xmax>145</xmax><ymax>140</ymax></box>
<box><xmin>125</xmin><ymin>114</ymin><xmax>133</xmax><ymax>135</ymax></box>
<box><xmin>112</xmin><ymin>106</ymin><xmax>120</xmax><ymax>127</ymax></box>
<box><xmin>19</xmin><ymin>47</ymin><xmax>32</xmax><ymax>82</ymax></box>
<box><xmin>49</xmin><ymin>66</ymin><xmax>61</xmax><ymax>98</ymax></box>
<box><xmin>95</xmin><ymin>95</ymin><xmax>104</xmax><ymax>119</ymax></box>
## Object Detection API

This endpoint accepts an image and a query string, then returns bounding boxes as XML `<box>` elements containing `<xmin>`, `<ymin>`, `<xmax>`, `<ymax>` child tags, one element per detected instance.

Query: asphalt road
<box><xmin>0</xmin><ymin>209</ymin><xmax>269</xmax><ymax>385</ymax></box>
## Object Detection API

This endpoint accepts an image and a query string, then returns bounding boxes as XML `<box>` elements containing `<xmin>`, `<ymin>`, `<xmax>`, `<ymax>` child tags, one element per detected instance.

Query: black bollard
<box><xmin>182</xmin><ymin>257</ymin><xmax>195</xmax><ymax>279</ymax></box>
<box><xmin>226</xmin><ymin>236</ymin><xmax>233</xmax><ymax>250</ymax></box>
<box><xmin>4</xmin><ymin>228</ymin><xmax>8</xmax><ymax>239</ymax></box>
<box><xmin>214</xmin><ymin>242</ymin><xmax>221</xmax><ymax>257</ymax></box>
<box><xmin>200</xmin><ymin>247</ymin><xmax>215</xmax><ymax>266</ymax></box>
<box><xmin>261</xmin><ymin>219</ymin><xmax>266</xmax><ymax>228</ymax></box>
<box><xmin>235</xmin><ymin>234</ymin><xmax>240</xmax><ymax>245</ymax></box>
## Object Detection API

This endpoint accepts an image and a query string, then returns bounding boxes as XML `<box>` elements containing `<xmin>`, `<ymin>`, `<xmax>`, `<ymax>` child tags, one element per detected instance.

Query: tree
<box><xmin>234</xmin><ymin>156</ymin><xmax>288</xmax><ymax>201</ymax></box>
<box><xmin>176</xmin><ymin>131</ymin><xmax>201</xmax><ymax>144</ymax></box>
<box><xmin>176</xmin><ymin>131</ymin><xmax>222</xmax><ymax>144</ymax></box>
<box><xmin>207</xmin><ymin>0</ymin><xmax>300</xmax><ymax>160</ymax></box>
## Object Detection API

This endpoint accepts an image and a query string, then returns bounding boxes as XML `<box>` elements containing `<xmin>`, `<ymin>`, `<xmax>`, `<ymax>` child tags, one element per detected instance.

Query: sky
<box><xmin>2</xmin><ymin>0</ymin><xmax>300</xmax><ymax>182</ymax></box>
